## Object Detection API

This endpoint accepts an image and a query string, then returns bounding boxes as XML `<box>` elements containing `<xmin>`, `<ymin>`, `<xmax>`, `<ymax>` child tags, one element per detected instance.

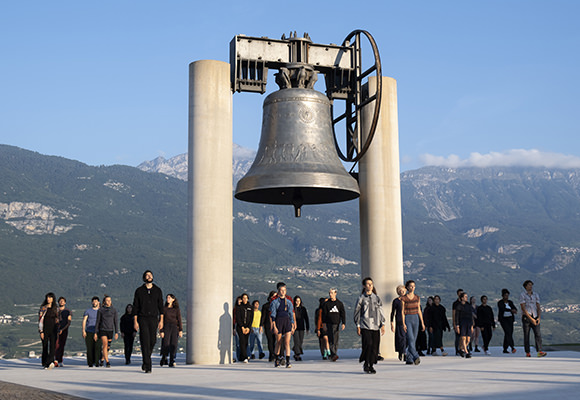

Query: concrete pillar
<box><xmin>187</xmin><ymin>60</ymin><xmax>233</xmax><ymax>364</ymax></box>
<box><xmin>359</xmin><ymin>76</ymin><xmax>404</xmax><ymax>359</ymax></box>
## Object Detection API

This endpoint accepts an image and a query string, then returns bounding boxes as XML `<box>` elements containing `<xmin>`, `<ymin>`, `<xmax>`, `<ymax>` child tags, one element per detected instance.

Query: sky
<box><xmin>1</xmin><ymin>1</ymin><xmax>579</xmax><ymax>171</ymax></box>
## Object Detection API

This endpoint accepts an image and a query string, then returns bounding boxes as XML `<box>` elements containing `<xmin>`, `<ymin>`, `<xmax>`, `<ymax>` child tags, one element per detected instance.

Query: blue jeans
<box><xmin>248</xmin><ymin>327</ymin><xmax>263</xmax><ymax>355</ymax></box>
<box><xmin>405</xmin><ymin>314</ymin><xmax>420</xmax><ymax>362</ymax></box>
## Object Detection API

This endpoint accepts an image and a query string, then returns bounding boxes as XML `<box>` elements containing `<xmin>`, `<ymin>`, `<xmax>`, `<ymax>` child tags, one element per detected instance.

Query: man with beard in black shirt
<box><xmin>133</xmin><ymin>270</ymin><xmax>164</xmax><ymax>373</ymax></box>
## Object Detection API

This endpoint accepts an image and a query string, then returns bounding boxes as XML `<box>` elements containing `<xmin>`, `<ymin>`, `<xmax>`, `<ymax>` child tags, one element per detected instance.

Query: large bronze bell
<box><xmin>235</xmin><ymin>66</ymin><xmax>360</xmax><ymax>217</ymax></box>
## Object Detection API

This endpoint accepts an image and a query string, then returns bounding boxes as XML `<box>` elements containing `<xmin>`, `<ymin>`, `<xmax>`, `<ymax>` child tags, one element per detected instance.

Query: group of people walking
<box><xmin>233</xmin><ymin>282</ymin><xmax>348</xmax><ymax>369</ymax></box>
<box><xmin>39</xmin><ymin>269</ymin><xmax>183</xmax><ymax>373</ymax></box>
<box><xmin>39</xmin><ymin>271</ymin><xmax>547</xmax><ymax>373</ymax></box>
<box><xmin>389</xmin><ymin>279</ymin><xmax>548</xmax><ymax>367</ymax></box>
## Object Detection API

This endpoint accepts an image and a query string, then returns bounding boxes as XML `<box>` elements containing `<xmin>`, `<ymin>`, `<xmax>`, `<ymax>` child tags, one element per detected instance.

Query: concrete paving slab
<box><xmin>1</xmin><ymin>347</ymin><xmax>578</xmax><ymax>400</ymax></box>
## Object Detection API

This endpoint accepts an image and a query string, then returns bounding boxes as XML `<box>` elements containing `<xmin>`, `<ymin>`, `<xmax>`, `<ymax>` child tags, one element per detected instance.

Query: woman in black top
<box><xmin>425</xmin><ymin>295</ymin><xmax>450</xmax><ymax>356</ymax></box>
<box><xmin>292</xmin><ymin>295</ymin><xmax>309</xmax><ymax>361</ymax></box>
<box><xmin>39</xmin><ymin>292</ymin><xmax>60</xmax><ymax>369</ymax></box>
<box><xmin>120</xmin><ymin>304</ymin><xmax>136</xmax><ymax>364</ymax></box>
<box><xmin>497</xmin><ymin>288</ymin><xmax>517</xmax><ymax>353</ymax></box>
<box><xmin>390</xmin><ymin>285</ymin><xmax>407</xmax><ymax>361</ymax></box>
<box><xmin>160</xmin><ymin>294</ymin><xmax>183</xmax><ymax>367</ymax></box>
<box><xmin>477</xmin><ymin>295</ymin><xmax>495</xmax><ymax>355</ymax></box>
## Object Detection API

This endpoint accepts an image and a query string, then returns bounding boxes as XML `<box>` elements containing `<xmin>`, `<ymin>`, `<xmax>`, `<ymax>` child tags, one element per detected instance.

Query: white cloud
<box><xmin>419</xmin><ymin>149</ymin><xmax>580</xmax><ymax>169</ymax></box>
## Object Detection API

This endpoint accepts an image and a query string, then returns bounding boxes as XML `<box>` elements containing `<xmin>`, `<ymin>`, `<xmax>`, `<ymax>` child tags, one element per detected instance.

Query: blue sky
<box><xmin>1</xmin><ymin>1</ymin><xmax>579</xmax><ymax>171</ymax></box>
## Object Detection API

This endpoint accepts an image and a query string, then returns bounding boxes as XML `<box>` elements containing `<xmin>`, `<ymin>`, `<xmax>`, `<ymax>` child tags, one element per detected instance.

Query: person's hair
<box><xmin>165</xmin><ymin>293</ymin><xmax>179</xmax><ymax>309</ymax></box>
<box><xmin>329</xmin><ymin>287</ymin><xmax>337</xmax><ymax>293</ymax></box>
<box><xmin>276</xmin><ymin>282</ymin><xmax>286</xmax><ymax>290</ymax></box>
<box><xmin>293</xmin><ymin>295</ymin><xmax>301</xmax><ymax>306</ymax></box>
<box><xmin>235</xmin><ymin>296</ymin><xmax>242</xmax><ymax>304</ymax></box>
<box><xmin>457</xmin><ymin>288</ymin><xmax>464</xmax><ymax>295</ymax></box>
<box><xmin>124</xmin><ymin>304</ymin><xmax>133</xmax><ymax>314</ymax></box>
<box><xmin>102</xmin><ymin>294</ymin><xmax>111</xmax><ymax>303</ymax></box>
<box><xmin>470</xmin><ymin>296</ymin><xmax>476</xmax><ymax>303</ymax></box>
<box><xmin>252</xmin><ymin>300</ymin><xmax>260</xmax><ymax>307</ymax></box>
<box><xmin>523</xmin><ymin>280</ymin><xmax>534</xmax><ymax>288</ymax></box>
<box><xmin>501</xmin><ymin>288</ymin><xmax>510</xmax><ymax>296</ymax></box>
<box><xmin>41</xmin><ymin>292</ymin><xmax>56</xmax><ymax>307</ymax></box>
<box><xmin>241</xmin><ymin>293</ymin><xmax>249</xmax><ymax>300</ymax></box>
<box><xmin>480</xmin><ymin>295</ymin><xmax>488</xmax><ymax>302</ymax></box>
<box><xmin>461</xmin><ymin>292</ymin><xmax>468</xmax><ymax>300</ymax></box>
<box><xmin>91</xmin><ymin>296</ymin><xmax>100</xmax><ymax>302</ymax></box>
<box><xmin>142</xmin><ymin>270</ymin><xmax>153</xmax><ymax>282</ymax></box>
<box><xmin>58</xmin><ymin>296</ymin><xmax>66</xmax><ymax>303</ymax></box>
<box><xmin>405</xmin><ymin>280</ymin><xmax>415</xmax><ymax>290</ymax></box>
<box><xmin>319</xmin><ymin>297</ymin><xmax>326</xmax><ymax>306</ymax></box>
<box><xmin>434</xmin><ymin>295</ymin><xmax>441</xmax><ymax>301</ymax></box>
<box><xmin>361</xmin><ymin>277</ymin><xmax>377</xmax><ymax>294</ymax></box>
<box><xmin>396</xmin><ymin>284</ymin><xmax>406</xmax><ymax>295</ymax></box>
<box><xmin>267</xmin><ymin>291</ymin><xmax>276</xmax><ymax>301</ymax></box>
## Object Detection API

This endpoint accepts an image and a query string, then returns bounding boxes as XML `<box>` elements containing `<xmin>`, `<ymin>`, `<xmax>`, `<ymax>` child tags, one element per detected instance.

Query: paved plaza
<box><xmin>1</xmin><ymin>348</ymin><xmax>579</xmax><ymax>400</ymax></box>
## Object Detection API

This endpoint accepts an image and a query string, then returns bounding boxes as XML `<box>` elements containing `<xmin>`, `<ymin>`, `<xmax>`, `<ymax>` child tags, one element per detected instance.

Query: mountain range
<box><xmin>1</xmin><ymin>143</ymin><xmax>579</xmax><ymax>349</ymax></box>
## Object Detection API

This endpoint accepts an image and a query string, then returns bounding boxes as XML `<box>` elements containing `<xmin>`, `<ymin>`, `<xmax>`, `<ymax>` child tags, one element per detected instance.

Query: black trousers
<box><xmin>55</xmin><ymin>328</ymin><xmax>68</xmax><ymax>363</ymax></box>
<box><xmin>327</xmin><ymin>323</ymin><xmax>340</xmax><ymax>356</ymax></box>
<box><xmin>41</xmin><ymin>326</ymin><xmax>58</xmax><ymax>368</ymax></box>
<box><xmin>236</xmin><ymin>326</ymin><xmax>250</xmax><ymax>361</ymax></box>
<box><xmin>138</xmin><ymin>316</ymin><xmax>158</xmax><ymax>371</ymax></box>
<box><xmin>123</xmin><ymin>334</ymin><xmax>135</xmax><ymax>362</ymax></box>
<box><xmin>500</xmin><ymin>318</ymin><xmax>515</xmax><ymax>351</ymax></box>
<box><xmin>359</xmin><ymin>328</ymin><xmax>380</xmax><ymax>366</ymax></box>
<box><xmin>480</xmin><ymin>324</ymin><xmax>493</xmax><ymax>351</ymax></box>
<box><xmin>161</xmin><ymin>323</ymin><xmax>179</xmax><ymax>362</ymax></box>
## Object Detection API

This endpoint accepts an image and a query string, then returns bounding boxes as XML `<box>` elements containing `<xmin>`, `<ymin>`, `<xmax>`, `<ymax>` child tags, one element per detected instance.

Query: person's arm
<box><xmin>353</xmin><ymin>296</ymin><xmax>362</xmax><ymax>336</ymax></box>
<box><xmin>401</xmin><ymin>300</ymin><xmax>407</xmax><ymax>332</ymax></box>
<box><xmin>304</xmin><ymin>307</ymin><xmax>310</xmax><ymax>332</ymax></box>
<box><xmin>82</xmin><ymin>314</ymin><xmax>88</xmax><ymax>338</ymax></box>
<box><xmin>133</xmin><ymin>289</ymin><xmax>140</xmax><ymax>332</ymax></box>
<box><xmin>520</xmin><ymin>297</ymin><xmax>536</xmax><ymax>325</ymax></box>
<box><xmin>418</xmin><ymin>299</ymin><xmax>425</xmax><ymax>331</ymax></box>
<box><xmin>340</xmin><ymin>301</ymin><xmax>346</xmax><ymax>330</ymax></box>
<box><xmin>157</xmin><ymin>288</ymin><xmax>164</xmax><ymax>331</ymax></box>
<box><xmin>114</xmin><ymin>309</ymin><xmax>119</xmax><ymax>340</ymax></box>
<box><xmin>536</xmin><ymin>295</ymin><xmax>541</xmax><ymax>323</ymax></box>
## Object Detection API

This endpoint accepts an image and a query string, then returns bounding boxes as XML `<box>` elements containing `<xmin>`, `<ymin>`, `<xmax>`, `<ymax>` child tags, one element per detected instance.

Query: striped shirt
<box><xmin>402</xmin><ymin>294</ymin><xmax>420</xmax><ymax>315</ymax></box>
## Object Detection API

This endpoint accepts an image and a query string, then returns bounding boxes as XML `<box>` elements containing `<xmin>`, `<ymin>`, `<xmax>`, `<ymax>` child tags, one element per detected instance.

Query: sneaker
<box><xmin>503</xmin><ymin>349</ymin><xmax>509</xmax><ymax>354</ymax></box>
<box><xmin>537</xmin><ymin>351</ymin><xmax>547</xmax><ymax>357</ymax></box>
<box><xmin>465</xmin><ymin>353</ymin><xmax>472</xmax><ymax>359</ymax></box>
<box><xmin>331</xmin><ymin>354</ymin><xmax>339</xmax><ymax>362</ymax></box>
<box><xmin>274</xmin><ymin>358</ymin><xmax>280</xmax><ymax>368</ymax></box>
<box><xmin>286</xmin><ymin>361</ymin><xmax>292</xmax><ymax>368</ymax></box>
<box><xmin>406</xmin><ymin>360</ymin><xmax>414</xmax><ymax>365</ymax></box>
<box><xmin>377</xmin><ymin>355</ymin><xmax>384</xmax><ymax>361</ymax></box>
<box><xmin>432</xmin><ymin>350</ymin><xmax>439</xmax><ymax>356</ymax></box>
<box><xmin>250</xmin><ymin>354</ymin><xmax>255</xmax><ymax>360</ymax></box>
<box><xmin>484</xmin><ymin>350</ymin><xmax>490</xmax><ymax>355</ymax></box>
<box><xmin>243</xmin><ymin>359</ymin><xmax>248</xmax><ymax>363</ymax></box>
<box><xmin>363</xmin><ymin>364</ymin><xmax>370</xmax><ymax>373</ymax></box>
<box><xmin>169</xmin><ymin>362</ymin><xmax>175</xmax><ymax>367</ymax></box>
<box><xmin>369</xmin><ymin>366</ymin><xmax>376</xmax><ymax>374</ymax></box>
<box><xmin>441</xmin><ymin>351</ymin><xmax>448</xmax><ymax>357</ymax></box>
<box><xmin>474</xmin><ymin>347</ymin><xmax>480</xmax><ymax>352</ymax></box>
<box><xmin>47</xmin><ymin>363</ymin><xmax>55</xmax><ymax>370</ymax></box>
<box><xmin>511</xmin><ymin>348</ymin><xmax>517</xmax><ymax>354</ymax></box>
<box><xmin>413</xmin><ymin>357</ymin><xmax>421</xmax><ymax>365</ymax></box>
<box><xmin>259</xmin><ymin>353</ymin><xmax>265</xmax><ymax>359</ymax></box>
<box><xmin>526</xmin><ymin>353</ymin><xmax>531</xmax><ymax>357</ymax></box>
<box><xmin>106</xmin><ymin>362</ymin><xmax>111</xmax><ymax>368</ymax></box>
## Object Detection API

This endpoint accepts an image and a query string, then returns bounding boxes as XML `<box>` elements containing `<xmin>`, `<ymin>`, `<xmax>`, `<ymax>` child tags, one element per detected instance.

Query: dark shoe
<box><xmin>294</xmin><ymin>355</ymin><xmax>299</xmax><ymax>361</ymax></box>
<box><xmin>377</xmin><ymin>355</ymin><xmax>384</xmax><ymax>361</ymax></box>
<box><xmin>169</xmin><ymin>362</ymin><xmax>175</xmax><ymax>367</ymax></box>
<box><xmin>369</xmin><ymin>366</ymin><xmax>377</xmax><ymax>374</ymax></box>
<box><xmin>274</xmin><ymin>357</ymin><xmax>280</xmax><ymax>368</ymax></box>
<box><xmin>398</xmin><ymin>353</ymin><xmax>402</xmax><ymax>361</ymax></box>
<box><xmin>418</xmin><ymin>351</ymin><xmax>425</xmax><ymax>357</ymax></box>
<box><xmin>106</xmin><ymin>362</ymin><xmax>111</xmax><ymax>368</ymax></box>
<box><xmin>331</xmin><ymin>354</ymin><xmax>339</xmax><ymax>362</ymax></box>
<box><xmin>511</xmin><ymin>348</ymin><xmax>517</xmax><ymax>353</ymax></box>
<box><xmin>474</xmin><ymin>347</ymin><xmax>480</xmax><ymax>352</ymax></box>
<box><xmin>363</xmin><ymin>363</ymin><xmax>370</xmax><ymax>373</ymax></box>
<box><xmin>465</xmin><ymin>353</ymin><xmax>472</xmax><ymax>359</ymax></box>
<box><xmin>145</xmin><ymin>369</ymin><xmax>152</xmax><ymax>373</ymax></box>
<box><xmin>141</xmin><ymin>364</ymin><xmax>146</xmax><ymax>371</ymax></box>
<box><xmin>286</xmin><ymin>361</ymin><xmax>292</xmax><ymax>368</ymax></box>
<box><xmin>503</xmin><ymin>349</ymin><xmax>509</xmax><ymax>354</ymax></box>
<box><xmin>125</xmin><ymin>360</ymin><xmax>130</xmax><ymax>365</ymax></box>
<box><xmin>259</xmin><ymin>352</ymin><xmax>265</xmax><ymax>359</ymax></box>
<box><xmin>406</xmin><ymin>360</ymin><xmax>414</xmax><ymax>365</ymax></box>
<box><xmin>250</xmin><ymin>354</ymin><xmax>255</xmax><ymax>359</ymax></box>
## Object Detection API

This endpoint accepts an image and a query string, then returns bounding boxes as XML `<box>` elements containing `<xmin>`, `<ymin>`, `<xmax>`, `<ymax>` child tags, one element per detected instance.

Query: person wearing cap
<box><xmin>497</xmin><ymin>288</ymin><xmax>517</xmax><ymax>354</ymax></box>
<box><xmin>519</xmin><ymin>280</ymin><xmax>547</xmax><ymax>357</ymax></box>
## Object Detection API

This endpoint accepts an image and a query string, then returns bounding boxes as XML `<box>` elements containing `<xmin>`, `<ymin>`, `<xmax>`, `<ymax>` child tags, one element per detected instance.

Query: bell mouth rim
<box><xmin>234</xmin><ymin>186</ymin><xmax>360</xmax><ymax>206</ymax></box>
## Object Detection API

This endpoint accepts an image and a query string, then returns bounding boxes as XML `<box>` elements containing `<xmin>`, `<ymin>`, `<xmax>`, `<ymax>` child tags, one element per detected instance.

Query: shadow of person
<box><xmin>218</xmin><ymin>302</ymin><xmax>232</xmax><ymax>364</ymax></box>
